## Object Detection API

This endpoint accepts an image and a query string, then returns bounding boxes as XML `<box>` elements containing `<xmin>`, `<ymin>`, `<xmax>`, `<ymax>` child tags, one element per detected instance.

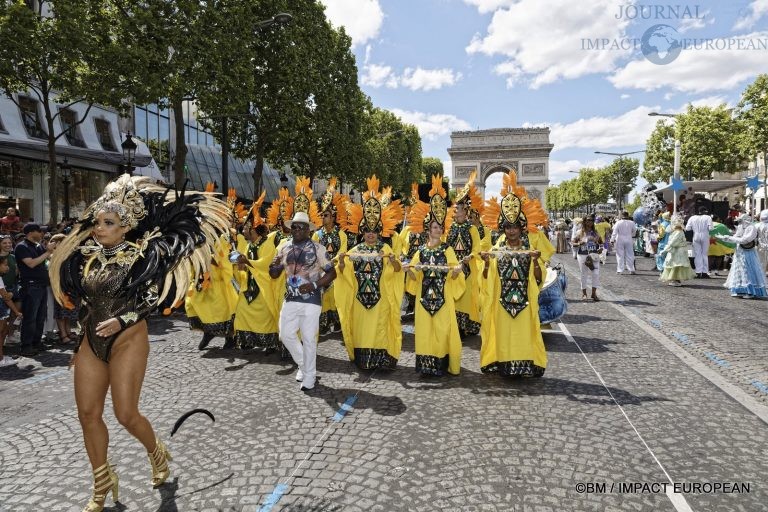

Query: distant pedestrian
<box><xmin>612</xmin><ymin>211</ymin><xmax>636</xmax><ymax>274</ymax></box>
<box><xmin>685</xmin><ymin>207</ymin><xmax>713</xmax><ymax>278</ymax></box>
<box><xmin>0</xmin><ymin>255</ymin><xmax>23</xmax><ymax>367</ymax></box>
<box><xmin>572</xmin><ymin>215</ymin><xmax>603</xmax><ymax>301</ymax></box>
<box><xmin>757</xmin><ymin>209</ymin><xmax>768</xmax><ymax>276</ymax></box>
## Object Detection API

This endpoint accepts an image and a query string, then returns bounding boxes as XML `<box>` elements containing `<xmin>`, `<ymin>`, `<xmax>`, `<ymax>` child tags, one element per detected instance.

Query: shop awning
<box><xmin>654</xmin><ymin>179</ymin><xmax>744</xmax><ymax>201</ymax></box>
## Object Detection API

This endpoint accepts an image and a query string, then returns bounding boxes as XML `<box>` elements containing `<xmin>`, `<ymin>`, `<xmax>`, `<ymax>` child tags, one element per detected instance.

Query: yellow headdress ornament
<box><xmin>346</xmin><ymin>175</ymin><xmax>403</xmax><ymax>237</ymax></box>
<box><xmin>407</xmin><ymin>174</ymin><xmax>452</xmax><ymax>234</ymax></box>
<box><xmin>453</xmin><ymin>170</ymin><xmax>484</xmax><ymax>217</ymax></box>
<box><xmin>266</xmin><ymin>187</ymin><xmax>294</xmax><ymax>229</ymax></box>
<box><xmin>482</xmin><ymin>170</ymin><xmax>548</xmax><ymax>232</ymax></box>
<box><xmin>318</xmin><ymin>177</ymin><xmax>349</xmax><ymax>227</ymax></box>
<box><xmin>292</xmin><ymin>176</ymin><xmax>322</xmax><ymax>229</ymax></box>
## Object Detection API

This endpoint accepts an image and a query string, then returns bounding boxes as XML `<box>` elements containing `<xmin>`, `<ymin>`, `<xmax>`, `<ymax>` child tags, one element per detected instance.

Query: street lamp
<box><xmin>255</xmin><ymin>12</ymin><xmax>293</xmax><ymax>30</ymax></box>
<box><xmin>121</xmin><ymin>132</ymin><xmax>137</xmax><ymax>176</ymax></box>
<box><xmin>59</xmin><ymin>158</ymin><xmax>72</xmax><ymax>220</ymax></box>
<box><xmin>594</xmin><ymin>150</ymin><xmax>645</xmax><ymax>213</ymax></box>
<box><xmin>648</xmin><ymin>112</ymin><xmax>683</xmax><ymax>215</ymax></box>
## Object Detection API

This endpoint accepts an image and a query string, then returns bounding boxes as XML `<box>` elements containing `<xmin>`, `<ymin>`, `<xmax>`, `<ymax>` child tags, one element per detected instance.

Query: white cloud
<box><xmin>466</xmin><ymin>0</ymin><xmax>630</xmax><ymax>88</ymax></box>
<box><xmin>462</xmin><ymin>0</ymin><xmax>515</xmax><ymax>14</ymax></box>
<box><xmin>321</xmin><ymin>0</ymin><xmax>384</xmax><ymax>47</ymax></box>
<box><xmin>678</xmin><ymin>10</ymin><xmax>714</xmax><ymax>33</ymax></box>
<box><xmin>390</xmin><ymin>109</ymin><xmax>472</xmax><ymax>140</ymax></box>
<box><xmin>686</xmin><ymin>95</ymin><xmax>730</xmax><ymax>109</ymax></box>
<box><xmin>539</xmin><ymin>105</ymin><xmax>661</xmax><ymax>150</ymax></box>
<box><xmin>620</xmin><ymin>94</ymin><xmax>630</xmax><ymax>99</ymax></box>
<box><xmin>609</xmin><ymin>31</ymin><xmax>768</xmax><ymax>93</ymax></box>
<box><xmin>400</xmin><ymin>67</ymin><xmax>462</xmax><ymax>91</ymax></box>
<box><xmin>361</xmin><ymin>63</ymin><xmax>398</xmax><ymax>88</ymax></box>
<box><xmin>548</xmin><ymin>157</ymin><xmax>612</xmax><ymax>184</ymax></box>
<box><xmin>734</xmin><ymin>0</ymin><xmax>768</xmax><ymax>30</ymax></box>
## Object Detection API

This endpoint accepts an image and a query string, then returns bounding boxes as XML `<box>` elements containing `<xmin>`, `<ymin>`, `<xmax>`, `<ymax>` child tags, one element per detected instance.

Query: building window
<box><xmin>94</xmin><ymin>118</ymin><xmax>116</xmax><ymax>151</ymax></box>
<box><xmin>18</xmin><ymin>96</ymin><xmax>47</xmax><ymax>139</ymax></box>
<box><xmin>59</xmin><ymin>108</ymin><xmax>85</xmax><ymax>147</ymax></box>
<box><xmin>0</xmin><ymin>114</ymin><xmax>6</xmax><ymax>133</ymax></box>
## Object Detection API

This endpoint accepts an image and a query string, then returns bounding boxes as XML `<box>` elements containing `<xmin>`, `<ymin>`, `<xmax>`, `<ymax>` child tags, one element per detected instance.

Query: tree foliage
<box><xmin>643</xmin><ymin>104</ymin><xmax>744</xmax><ymax>183</ymax></box>
<box><xmin>544</xmin><ymin>160</ymin><xmax>639</xmax><ymax>216</ymax></box>
<box><xmin>421</xmin><ymin>157</ymin><xmax>444</xmax><ymax>182</ymax></box>
<box><xmin>736</xmin><ymin>74</ymin><xmax>768</xmax><ymax>161</ymax></box>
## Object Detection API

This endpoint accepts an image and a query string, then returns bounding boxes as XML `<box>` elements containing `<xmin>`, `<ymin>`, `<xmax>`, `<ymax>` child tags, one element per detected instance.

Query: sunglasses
<box><xmin>290</xmin><ymin>224</ymin><xmax>308</xmax><ymax>231</ymax></box>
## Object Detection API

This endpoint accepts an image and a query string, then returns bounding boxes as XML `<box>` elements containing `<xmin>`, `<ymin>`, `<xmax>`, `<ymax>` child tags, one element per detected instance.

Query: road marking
<box><xmin>751</xmin><ymin>380</ymin><xmax>768</xmax><ymax>395</ymax></box>
<box><xmin>558</xmin><ymin>322</ymin><xmax>693</xmax><ymax>512</ymax></box>
<box><xmin>258</xmin><ymin>483</ymin><xmax>289</xmax><ymax>512</ymax></box>
<box><xmin>704</xmin><ymin>352</ymin><xmax>731</xmax><ymax>369</ymax></box>
<box><xmin>332</xmin><ymin>395</ymin><xmax>358</xmax><ymax>422</ymax></box>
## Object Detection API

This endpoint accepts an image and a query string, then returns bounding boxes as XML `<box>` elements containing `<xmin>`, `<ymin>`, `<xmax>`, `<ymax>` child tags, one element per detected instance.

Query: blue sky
<box><xmin>321</xmin><ymin>0</ymin><xmax>768</xmax><ymax>198</ymax></box>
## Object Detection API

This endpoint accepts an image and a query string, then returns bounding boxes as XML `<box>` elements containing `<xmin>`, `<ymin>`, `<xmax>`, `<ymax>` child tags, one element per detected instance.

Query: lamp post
<box><xmin>648</xmin><ymin>112</ymin><xmax>683</xmax><ymax>215</ymax></box>
<box><xmin>59</xmin><ymin>158</ymin><xmax>72</xmax><ymax>220</ymax></box>
<box><xmin>594</xmin><ymin>150</ymin><xmax>645</xmax><ymax>213</ymax></box>
<box><xmin>121</xmin><ymin>132</ymin><xmax>137</xmax><ymax>176</ymax></box>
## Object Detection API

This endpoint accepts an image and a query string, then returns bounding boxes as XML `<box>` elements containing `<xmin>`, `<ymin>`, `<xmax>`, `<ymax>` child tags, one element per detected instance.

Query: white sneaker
<box><xmin>295</xmin><ymin>369</ymin><xmax>304</xmax><ymax>382</ymax></box>
<box><xmin>0</xmin><ymin>356</ymin><xmax>17</xmax><ymax>368</ymax></box>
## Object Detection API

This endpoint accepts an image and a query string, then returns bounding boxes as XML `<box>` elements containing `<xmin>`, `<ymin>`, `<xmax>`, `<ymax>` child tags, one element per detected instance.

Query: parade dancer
<box><xmin>312</xmin><ymin>178</ymin><xmax>349</xmax><ymax>335</ymax></box>
<box><xmin>659</xmin><ymin>215</ymin><xmax>696</xmax><ymax>287</ymax></box>
<box><xmin>49</xmin><ymin>175</ymin><xmax>230</xmax><ymax>511</ymax></box>
<box><xmin>232</xmin><ymin>192</ymin><xmax>281</xmax><ymax>352</ymax></box>
<box><xmin>685</xmin><ymin>207</ymin><xmax>714</xmax><ymax>278</ymax></box>
<box><xmin>399</xmin><ymin>183</ymin><xmax>430</xmax><ymax>317</ymax></box>
<box><xmin>479</xmin><ymin>170</ymin><xmax>547</xmax><ymax>378</ymax></box>
<box><xmin>403</xmin><ymin>175</ymin><xmax>465</xmax><ymax>376</ymax></box>
<box><xmin>717</xmin><ymin>213</ymin><xmax>768</xmax><ymax>299</ymax></box>
<box><xmin>269</xmin><ymin>204</ymin><xmax>335</xmax><ymax>391</ymax></box>
<box><xmin>335</xmin><ymin>176</ymin><xmax>404</xmax><ymax>370</ymax></box>
<box><xmin>757</xmin><ymin>209</ymin><xmax>768</xmax><ymax>276</ymax></box>
<box><xmin>571</xmin><ymin>215</ymin><xmax>603</xmax><ymax>301</ymax></box>
<box><xmin>612</xmin><ymin>211</ymin><xmax>637</xmax><ymax>274</ymax></box>
<box><xmin>447</xmin><ymin>171</ymin><xmax>482</xmax><ymax>338</ymax></box>
<box><xmin>655</xmin><ymin>212</ymin><xmax>671</xmax><ymax>271</ymax></box>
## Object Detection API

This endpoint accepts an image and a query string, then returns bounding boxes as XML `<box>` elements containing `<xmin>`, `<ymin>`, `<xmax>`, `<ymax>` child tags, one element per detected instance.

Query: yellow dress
<box><xmin>446</xmin><ymin>221</ymin><xmax>481</xmax><ymax>335</ymax></box>
<box><xmin>233</xmin><ymin>233</ymin><xmax>280</xmax><ymax>349</ymax></box>
<box><xmin>480</xmin><ymin>240</ymin><xmax>547</xmax><ymax>377</ymax></box>
<box><xmin>335</xmin><ymin>241</ymin><xmax>404</xmax><ymax>369</ymax></box>
<box><xmin>185</xmin><ymin>235</ymin><xmax>238</xmax><ymax>335</ymax></box>
<box><xmin>312</xmin><ymin>226</ymin><xmax>348</xmax><ymax>332</ymax></box>
<box><xmin>406</xmin><ymin>245</ymin><xmax>465</xmax><ymax>375</ymax></box>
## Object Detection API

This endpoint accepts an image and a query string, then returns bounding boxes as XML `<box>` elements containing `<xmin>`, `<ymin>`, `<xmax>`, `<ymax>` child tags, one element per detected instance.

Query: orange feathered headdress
<box><xmin>318</xmin><ymin>177</ymin><xmax>349</xmax><ymax>227</ymax></box>
<box><xmin>407</xmin><ymin>174</ymin><xmax>452</xmax><ymax>234</ymax></box>
<box><xmin>248</xmin><ymin>190</ymin><xmax>267</xmax><ymax>228</ymax></box>
<box><xmin>345</xmin><ymin>175</ymin><xmax>403</xmax><ymax>237</ymax></box>
<box><xmin>481</xmin><ymin>170</ymin><xmax>547</xmax><ymax>233</ymax></box>
<box><xmin>266</xmin><ymin>187</ymin><xmax>293</xmax><ymax>229</ymax></box>
<box><xmin>292</xmin><ymin>176</ymin><xmax>322</xmax><ymax>228</ymax></box>
<box><xmin>453</xmin><ymin>170</ymin><xmax>484</xmax><ymax>217</ymax></box>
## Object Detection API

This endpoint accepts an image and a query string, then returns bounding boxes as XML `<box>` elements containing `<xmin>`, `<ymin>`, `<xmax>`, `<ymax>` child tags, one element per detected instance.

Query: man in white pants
<box><xmin>612</xmin><ymin>211</ymin><xmax>637</xmax><ymax>274</ymax></box>
<box><xmin>685</xmin><ymin>206</ymin><xmax>714</xmax><ymax>278</ymax></box>
<box><xmin>270</xmin><ymin>212</ymin><xmax>337</xmax><ymax>391</ymax></box>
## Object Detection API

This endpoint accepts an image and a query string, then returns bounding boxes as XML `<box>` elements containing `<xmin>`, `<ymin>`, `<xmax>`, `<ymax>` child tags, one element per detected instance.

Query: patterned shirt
<box><xmin>275</xmin><ymin>239</ymin><xmax>333</xmax><ymax>306</ymax></box>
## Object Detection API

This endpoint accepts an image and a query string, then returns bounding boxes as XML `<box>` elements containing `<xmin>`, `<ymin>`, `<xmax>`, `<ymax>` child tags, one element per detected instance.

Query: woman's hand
<box><xmin>95</xmin><ymin>317</ymin><xmax>121</xmax><ymax>338</ymax></box>
<box><xmin>529</xmin><ymin>250</ymin><xmax>541</xmax><ymax>259</ymax></box>
<box><xmin>451</xmin><ymin>264</ymin><xmax>462</xmax><ymax>279</ymax></box>
<box><xmin>337</xmin><ymin>252</ymin><xmax>346</xmax><ymax>271</ymax></box>
<box><xmin>480</xmin><ymin>251</ymin><xmax>490</xmax><ymax>263</ymax></box>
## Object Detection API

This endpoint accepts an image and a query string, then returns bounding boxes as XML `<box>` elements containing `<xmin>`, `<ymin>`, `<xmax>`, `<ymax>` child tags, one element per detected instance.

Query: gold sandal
<box><xmin>148</xmin><ymin>437</ymin><xmax>172</xmax><ymax>487</ymax></box>
<box><xmin>82</xmin><ymin>461</ymin><xmax>118</xmax><ymax>512</ymax></box>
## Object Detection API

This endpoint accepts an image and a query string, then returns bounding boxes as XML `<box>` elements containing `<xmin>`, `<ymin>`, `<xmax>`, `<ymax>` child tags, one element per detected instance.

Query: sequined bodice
<box><xmin>353</xmin><ymin>242</ymin><xmax>384</xmax><ymax>309</ymax></box>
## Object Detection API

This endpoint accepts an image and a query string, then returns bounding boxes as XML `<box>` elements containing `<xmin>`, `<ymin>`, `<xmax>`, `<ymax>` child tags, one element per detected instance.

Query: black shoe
<box><xmin>700</xmin><ymin>273</ymin><xmax>711</xmax><ymax>279</ymax></box>
<box><xmin>20</xmin><ymin>347</ymin><xmax>38</xmax><ymax>357</ymax></box>
<box><xmin>198</xmin><ymin>332</ymin><xmax>214</xmax><ymax>350</ymax></box>
<box><xmin>222</xmin><ymin>336</ymin><xmax>236</xmax><ymax>349</ymax></box>
<box><xmin>300</xmin><ymin>385</ymin><xmax>315</xmax><ymax>393</ymax></box>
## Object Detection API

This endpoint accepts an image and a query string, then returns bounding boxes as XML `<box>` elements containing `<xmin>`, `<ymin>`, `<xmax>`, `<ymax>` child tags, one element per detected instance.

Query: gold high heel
<box><xmin>82</xmin><ymin>461</ymin><xmax>119</xmax><ymax>512</ymax></box>
<box><xmin>148</xmin><ymin>437</ymin><xmax>172</xmax><ymax>487</ymax></box>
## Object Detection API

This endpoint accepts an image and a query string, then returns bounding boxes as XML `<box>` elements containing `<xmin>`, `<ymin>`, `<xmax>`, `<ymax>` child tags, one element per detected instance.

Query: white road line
<box><xmin>558</xmin><ymin>322</ymin><xmax>694</xmax><ymax>512</ymax></box>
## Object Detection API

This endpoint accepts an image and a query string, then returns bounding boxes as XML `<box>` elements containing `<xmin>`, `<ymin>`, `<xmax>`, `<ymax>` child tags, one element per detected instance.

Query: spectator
<box><xmin>49</xmin><ymin>233</ymin><xmax>79</xmax><ymax>345</ymax></box>
<box><xmin>1</xmin><ymin>254</ymin><xmax>23</xmax><ymax>367</ymax></box>
<box><xmin>14</xmin><ymin>223</ymin><xmax>57</xmax><ymax>357</ymax></box>
<box><xmin>0</xmin><ymin>207</ymin><xmax>23</xmax><ymax>235</ymax></box>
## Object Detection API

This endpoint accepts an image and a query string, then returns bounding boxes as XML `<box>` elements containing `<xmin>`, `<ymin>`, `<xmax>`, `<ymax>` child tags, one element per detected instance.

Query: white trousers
<box><xmin>615</xmin><ymin>238</ymin><xmax>635</xmax><ymax>272</ymax></box>
<box><xmin>692</xmin><ymin>236</ymin><xmax>709</xmax><ymax>274</ymax></box>
<box><xmin>577</xmin><ymin>254</ymin><xmax>600</xmax><ymax>289</ymax></box>
<box><xmin>279</xmin><ymin>301</ymin><xmax>321</xmax><ymax>388</ymax></box>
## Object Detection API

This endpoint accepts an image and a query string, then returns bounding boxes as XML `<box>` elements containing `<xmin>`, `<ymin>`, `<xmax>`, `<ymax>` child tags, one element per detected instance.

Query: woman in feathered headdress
<box><xmin>478</xmin><ymin>171</ymin><xmax>547</xmax><ymax>378</ymax></box>
<box><xmin>335</xmin><ymin>175</ymin><xmax>404</xmax><ymax>370</ymax></box>
<box><xmin>231</xmin><ymin>191</ymin><xmax>282</xmax><ymax>351</ymax></box>
<box><xmin>398</xmin><ymin>182</ymin><xmax>430</xmax><ymax>317</ymax></box>
<box><xmin>402</xmin><ymin>174</ymin><xmax>465</xmax><ymax>375</ymax></box>
<box><xmin>266</xmin><ymin>186</ymin><xmax>294</xmax><ymax>247</ymax></box>
<box><xmin>185</xmin><ymin>182</ymin><xmax>240</xmax><ymax>351</ymax></box>
<box><xmin>49</xmin><ymin>174</ymin><xmax>230</xmax><ymax>510</ymax></box>
<box><xmin>447</xmin><ymin>170</ymin><xmax>483</xmax><ymax>338</ymax></box>
<box><xmin>312</xmin><ymin>177</ymin><xmax>349</xmax><ymax>335</ymax></box>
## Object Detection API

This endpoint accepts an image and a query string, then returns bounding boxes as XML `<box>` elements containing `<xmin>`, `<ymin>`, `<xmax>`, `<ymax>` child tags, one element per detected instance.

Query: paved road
<box><xmin>1</xmin><ymin>253</ymin><xmax>766</xmax><ymax>511</ymax></box>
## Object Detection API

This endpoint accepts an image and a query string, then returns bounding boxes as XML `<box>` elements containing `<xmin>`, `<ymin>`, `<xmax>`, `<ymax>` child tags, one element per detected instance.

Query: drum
<box><xmin>538</xmin><ymin>265</ymin><xmax>568</xmax><ymax>324</ymax></box>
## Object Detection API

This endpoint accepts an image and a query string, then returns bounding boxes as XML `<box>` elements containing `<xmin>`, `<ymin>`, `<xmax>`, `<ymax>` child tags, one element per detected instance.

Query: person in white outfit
<box><xmin>685</xmin><ymin>207</ymin><xmax>714</xmax><ymax>278</ymax></box>
<box><xmin>269</xmin><ymin>211</ymin><xmax>337</xmax><ymax>392</ymax></box>
<box><xmin>756</xmin><ymin>209</ymin><xmax>768</xmax><ymax>276</ymax></box>
<box><xmin>612</xmin><ymin>211</ymin><xmax>637</xmax><ymax>274</ymax></box>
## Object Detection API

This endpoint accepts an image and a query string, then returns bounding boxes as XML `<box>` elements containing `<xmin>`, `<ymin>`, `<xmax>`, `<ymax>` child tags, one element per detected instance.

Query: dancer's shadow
<box><xmin>302</xmin><ymin>382</ymin><xmax>407</xmax><ymax>417</ymax></box>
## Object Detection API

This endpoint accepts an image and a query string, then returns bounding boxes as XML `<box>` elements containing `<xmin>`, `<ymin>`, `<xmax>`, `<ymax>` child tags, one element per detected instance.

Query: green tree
<box><xmin>736</xmin><ymin>74</ymin><xmax>768</xmax><ymax>182</ymax></box>
<box><xmin>643</xmin><ymin>104</ymin><xmax>743</xmax><ymax>184</ymax></box>
<box><xmin>604</xmin><ymin>158</ymin><xmax>640</xmax><ymax>211</ymax></box>
<box><xmin>421</xmin><ymin>157</ymin><xmax>444</xmax><ymax>182</ymax></box>
<box><xmin>0</xmin><ymin>0</ymin><xmax>138</xmax><ymax>223</ymax></box>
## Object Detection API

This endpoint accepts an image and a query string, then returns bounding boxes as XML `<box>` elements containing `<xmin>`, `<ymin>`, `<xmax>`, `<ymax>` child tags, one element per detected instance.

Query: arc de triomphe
<box><xmin>448</xmin><ymin>128</ymin><xmax>553</xmax><ymax>208</ymax></box>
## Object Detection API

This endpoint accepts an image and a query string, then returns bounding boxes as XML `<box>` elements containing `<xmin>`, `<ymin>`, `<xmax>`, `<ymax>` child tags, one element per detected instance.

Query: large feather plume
<box><xmin>266</xmin><ymin>187</ymin><xmax>293</xmax><ymax>229</ymax></box>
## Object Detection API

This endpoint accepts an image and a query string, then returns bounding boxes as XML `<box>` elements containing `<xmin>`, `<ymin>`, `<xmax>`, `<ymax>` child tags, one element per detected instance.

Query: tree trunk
<box><xmin>43</xmin><ymin>99</ymin><xmax>59</xmax><ymax>226</ymax></box>
<box><xmin>172</xmin><ymin>96</ymin><xmax>188</xmax><ymax>189</ymax></box>
<box><xmin>253</xmin><ymin>138</ymin><xmax>265</xmax><ymax>196</ymax></box>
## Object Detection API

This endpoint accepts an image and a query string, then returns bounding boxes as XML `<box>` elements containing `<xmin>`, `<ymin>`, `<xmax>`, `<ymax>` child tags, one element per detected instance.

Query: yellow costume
<box><xmin>336</xmin><ymin>176</ymin><xmax>404</xmax><ymax>369</ymax></box>
<box><xmin>404</xmin><ymin>175</ymin><xmax>466</xmax><ymax>375</ymax></box>
<box><xmin>479</xmin><ymin>170</ymin><xmax>549</xmax><ymax>377</ymax></box>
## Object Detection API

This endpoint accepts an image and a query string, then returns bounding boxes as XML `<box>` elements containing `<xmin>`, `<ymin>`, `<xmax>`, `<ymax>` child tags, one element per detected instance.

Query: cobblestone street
<box><xmin>1</xmin><ymin>253</ymin><xmax>767</xmax><ymax>511</ymax></box>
